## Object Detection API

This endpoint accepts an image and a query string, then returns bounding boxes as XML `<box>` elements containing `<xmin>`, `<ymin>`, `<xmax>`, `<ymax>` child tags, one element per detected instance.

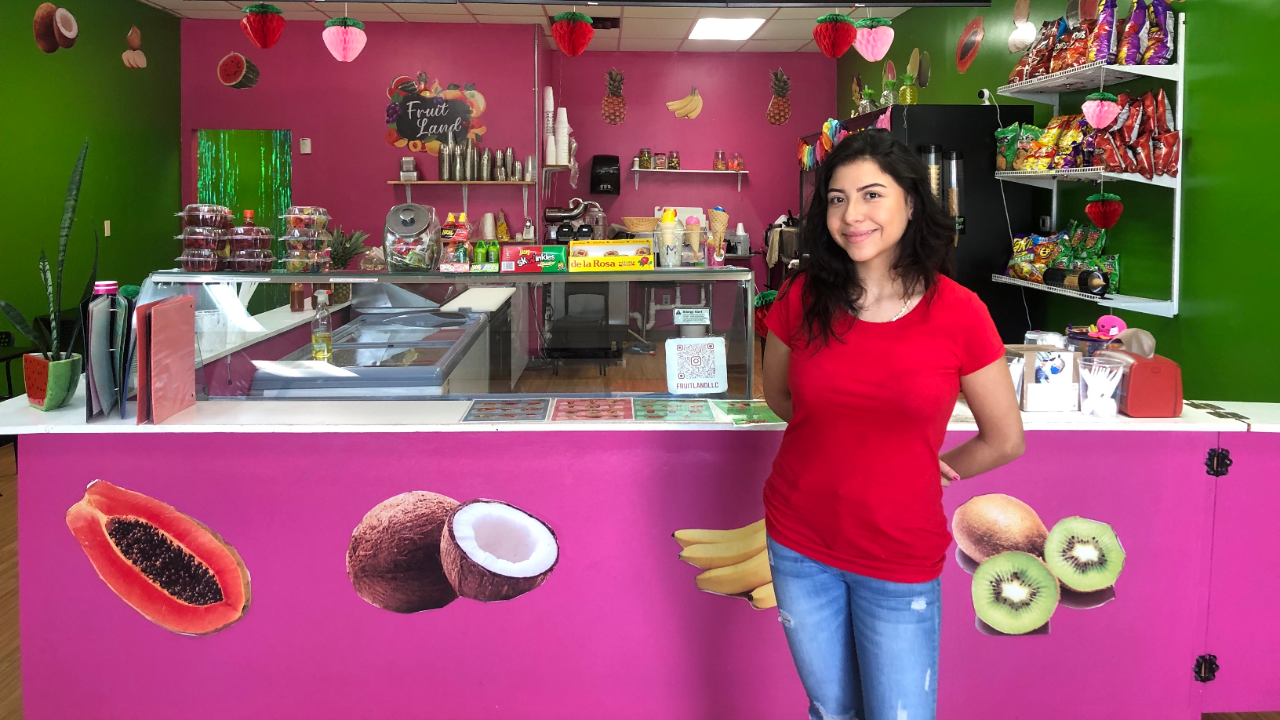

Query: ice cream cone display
<box><xmin>673</xmin><ymin>517</ymin><xmax>774</xmax><ymax>610</ymax></box>
<box><xmin>707</xmin><ymin>208</ymin><xmax>730</xmax><ymax>266</ymax></box>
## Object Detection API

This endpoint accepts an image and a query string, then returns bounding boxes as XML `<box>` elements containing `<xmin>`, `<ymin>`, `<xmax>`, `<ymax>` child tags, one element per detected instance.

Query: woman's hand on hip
<box><xmin>940</xmin><ymin>459</ymin><xmax>960</xmax><ymax>488</ymax></box>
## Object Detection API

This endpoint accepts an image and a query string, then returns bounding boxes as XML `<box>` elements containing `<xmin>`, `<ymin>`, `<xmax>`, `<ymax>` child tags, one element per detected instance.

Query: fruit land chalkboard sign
<box><xmin>384</xmin><ymin>72</ymin><xmax>488</xmax><ymax>155</ymax></box>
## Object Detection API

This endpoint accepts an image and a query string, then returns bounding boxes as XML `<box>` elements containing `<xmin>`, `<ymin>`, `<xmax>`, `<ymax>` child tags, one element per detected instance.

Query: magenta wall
<box><xmin>547</xmin><ymin>51</ymin><xmax>834</xmax><ymax>271</ymax></box>
<box><xmin>181</xmin><ymin>20</ymin><xmax>544</xmax><ymax>238</ymax></box>
<box><xmin>17</xmin><ymin>429</ymin><xmax>1241</xmax><ymax>719</ymax></box>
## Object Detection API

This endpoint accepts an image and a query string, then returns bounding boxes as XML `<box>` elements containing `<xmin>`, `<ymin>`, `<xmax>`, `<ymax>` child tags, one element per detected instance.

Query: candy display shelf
<box><xmin>632</xmin><ymin>169</ymin><xmax>748</xmax><ymax>192</ymax></box>
<box><xmin>991</xmin><ymin>274</ymin><xmax>1177</xmax><ymax>318</ymax></box>
<box><xmin>995</xmin><ymin>13</ymin><xmax>1185</xmax><ymax>318</ymax></box>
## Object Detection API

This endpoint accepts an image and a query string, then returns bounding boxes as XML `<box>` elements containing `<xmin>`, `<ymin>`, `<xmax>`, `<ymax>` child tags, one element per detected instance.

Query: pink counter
<box><xmin>5</xmin><ymin>398</ymin><xmax>1280</xmax><ymax>719</ymax></box>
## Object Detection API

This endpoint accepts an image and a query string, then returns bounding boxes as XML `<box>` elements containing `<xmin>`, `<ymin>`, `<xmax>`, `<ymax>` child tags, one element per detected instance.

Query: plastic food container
<box><xmin>177</xmin><ymin>204</ymin><xmax>233</xmax><ymax>229</ymax></box>
<box><xmin>177</xmin><ymin>249</ymin><xmax>219</xmax><ymax>272</ymax></box>
<box><xmin>227</xmin><ymin>249</ymin><xmax>275</xmax><ymax>273</ymax></box>
<box><xmin>177</xmin><ymin>227</ymin><xmax>226</xmax><ymax>251</ymax></box>
<box><xmin>284</xmin><ymin>249</ymin><xmax>321</xmax><ymax>274</ymax></box>
<box><xmin>229</xmin><ymin>225</ymin><xmax>273</xmax><ymax>251</ymax></box>
<box><xmin>281</xmin><ymin>206</ymin><xmax>330</xmax><ymax>231</ymax></box>
<box><xmin>282</xmin><ymin>228</ymin><xmax>331</xmax><ymax>252</ymax></box>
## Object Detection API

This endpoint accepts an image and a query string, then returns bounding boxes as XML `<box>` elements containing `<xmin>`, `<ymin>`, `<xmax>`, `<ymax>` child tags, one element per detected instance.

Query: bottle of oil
<box><xmin>311</xmin><ymin>290</ymin><xmax>332</xmax><ymax>362</ymax></box>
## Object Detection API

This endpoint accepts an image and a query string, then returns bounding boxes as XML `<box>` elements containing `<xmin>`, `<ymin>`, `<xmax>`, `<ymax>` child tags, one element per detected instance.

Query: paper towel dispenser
<box><xmin>590</xmin><ymin>155</ymin><xmax>620</xmax><ymax>195</ymax></box>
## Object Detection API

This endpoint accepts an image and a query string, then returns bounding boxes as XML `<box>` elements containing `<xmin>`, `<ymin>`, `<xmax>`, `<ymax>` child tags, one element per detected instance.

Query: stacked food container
<box><xmin>176</xmin><ymin>204</ymin><xmax>233</xmax><ymax>271</ymax></box>
<box><xmin>227</xmin><ymin>210</ymin><xmax>274</xmax><ymax>272</ymax></box>
<box><xmin>281</xmin><ymin>206</ymin><xmax>332</xmax><ymax>273</ymax></box>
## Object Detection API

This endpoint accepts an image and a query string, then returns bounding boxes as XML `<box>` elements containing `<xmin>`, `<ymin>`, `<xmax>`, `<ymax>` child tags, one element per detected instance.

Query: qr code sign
<box><xmin>676</xmin><ymin>343</ymin><xmax>717</xmax><ymax>380</ymax></box>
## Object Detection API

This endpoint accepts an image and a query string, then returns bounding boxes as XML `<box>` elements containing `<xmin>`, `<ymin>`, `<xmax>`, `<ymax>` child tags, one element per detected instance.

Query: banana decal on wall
<box><xmin>674</xmin><ymin>518</ymin><xmax>775</xmax><ymax>609</ymax></box>
<box><xmin>666</xmin><ymin>87</ymin><xmax>703</xmax><ymax>120</ymax></box>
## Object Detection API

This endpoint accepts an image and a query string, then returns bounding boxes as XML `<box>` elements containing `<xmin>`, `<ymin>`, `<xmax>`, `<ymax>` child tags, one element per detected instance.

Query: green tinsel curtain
<box><xmin>196</xmin><ymin>129</ymin><xmax>292</xmax><ymax>312</ymax></box>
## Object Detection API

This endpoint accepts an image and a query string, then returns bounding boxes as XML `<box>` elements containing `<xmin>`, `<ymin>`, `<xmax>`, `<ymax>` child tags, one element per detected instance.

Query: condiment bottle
<box><xmin>311</xmin><ymin>290</ymin><xmax>332</xmax><ymax>361</ymax></box>
<box><xmin>290</xmin><ymin>283</ymin><xmax>306</xmax><ymax>312</ymax></box>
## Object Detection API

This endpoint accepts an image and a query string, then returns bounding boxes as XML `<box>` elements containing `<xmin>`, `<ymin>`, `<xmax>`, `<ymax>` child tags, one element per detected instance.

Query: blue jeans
<box><xmin>767</xmin><ymin>537</ymin><xmax>941</xmax><ymax>720</ymax></box>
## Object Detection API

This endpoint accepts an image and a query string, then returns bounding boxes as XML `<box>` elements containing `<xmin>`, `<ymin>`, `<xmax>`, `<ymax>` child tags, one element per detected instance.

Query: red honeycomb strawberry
<box><xmin>241</xmin><ymin>3</ymin><xmax>285</xmax><ymax>50</ymax></box>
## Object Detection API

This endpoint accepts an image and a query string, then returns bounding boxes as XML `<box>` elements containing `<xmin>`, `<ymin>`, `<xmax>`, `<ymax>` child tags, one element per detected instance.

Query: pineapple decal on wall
<box><xmin>602</xmin><ymin>67</ymin><xmax>626</xmax><ymax>125</ymax></box>
<box><xmin>767</xmin><ymin>68</ymin><xmax>791</xmax><ymax>126</ymax></box>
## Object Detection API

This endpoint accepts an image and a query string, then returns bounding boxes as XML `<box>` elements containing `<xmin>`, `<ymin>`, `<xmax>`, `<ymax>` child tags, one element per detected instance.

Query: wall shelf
<box><xmin>388</xmin><ymin>179</ymin><xmax>535</xmax><ymax>217</ymax></box>
<box><xmin>633</xmin><ymin>169</ymin><xmax>748</xmax><ymax>192</ymax></box>
<box><xmin>991</xmin><ymin>274</ymin><xmax>1177</xmax><ymax>318</ymax></box>
<box><xmin>994</xmin><ymin>13</ymin><xmax>1185</xmax><ymax>318</ymax></box>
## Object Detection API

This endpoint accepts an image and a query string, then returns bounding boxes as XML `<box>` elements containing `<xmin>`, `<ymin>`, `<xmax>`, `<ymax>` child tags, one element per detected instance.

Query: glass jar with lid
<box><xmin>713</xmin><ymin>150</ymin><xmax>727</xmax><ymax>171</ymax></box>
<box><xmin>668</xmin><ymin>150</ymin><xmax>681</xmax><ymax>170</ymax></box>
<box><xmin>638</xmin><ymin>148</ymin><xmax>652</xmax><ymax>170</ymax></box>
<box><xmin>654</xmin><ymin>152</ymin><xmax>668</xmax><ymax>170</ymax></box>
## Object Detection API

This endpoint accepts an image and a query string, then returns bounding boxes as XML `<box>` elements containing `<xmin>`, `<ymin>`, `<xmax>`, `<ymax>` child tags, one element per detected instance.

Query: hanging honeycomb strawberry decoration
<box><xmin>813</xmin><ymin>14</ymin><xmax>856</xmax><ymax>59</ymax></box>
<box><xmin>551</xmin><ymin>12</ymin><xmax>594</xmax><ymax>57</ymax></box>
<box><xmin>1086</xmin><ymin>192</ymin><xmax>1124</xmax><ymax>230</ymax></box>
<box><xmin>240</xmin><ymin>3</ymin><xmax>285</xmax><ymax>50</ymax></box>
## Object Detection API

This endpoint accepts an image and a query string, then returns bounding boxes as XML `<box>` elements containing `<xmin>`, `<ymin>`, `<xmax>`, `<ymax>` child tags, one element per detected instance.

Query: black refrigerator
<box><xmin>797</xmin><ymin>104</ymin><xmax>1036</xmax><ymax>342</ymax></box>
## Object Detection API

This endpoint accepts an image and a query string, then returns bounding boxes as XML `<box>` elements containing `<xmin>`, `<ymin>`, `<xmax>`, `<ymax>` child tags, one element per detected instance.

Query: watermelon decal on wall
<box><xmin>218</xmin><ymin>52</ymin><xmax>259</xmax><ymax>90</ymax></box>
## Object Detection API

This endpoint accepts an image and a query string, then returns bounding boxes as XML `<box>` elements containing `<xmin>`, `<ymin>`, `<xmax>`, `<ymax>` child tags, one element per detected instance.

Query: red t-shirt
<box><xmin>764</xmin><ymin>273</ymin><xmax>1005</xmax><ymax>583</ymax></box>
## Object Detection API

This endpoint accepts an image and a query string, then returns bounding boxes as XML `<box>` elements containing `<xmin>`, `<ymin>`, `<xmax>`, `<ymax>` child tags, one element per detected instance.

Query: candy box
<box><xmin>567</xmin><ymin>238</ymin><xmax>654</xmax><ymax>272</ymax></box>
<box><xmin>500</xmin><ymin>245</ymin><xmax>567</xmax><ymax>273</ymax></box>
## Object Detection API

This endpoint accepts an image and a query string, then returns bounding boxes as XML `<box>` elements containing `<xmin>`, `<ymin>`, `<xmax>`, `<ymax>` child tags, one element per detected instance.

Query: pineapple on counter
<box><xmin>767</xmin><ymin>68</ymin><xmax>791</xmax><ymax>126</ymax></box>
<box><xmin>602</xmin><ymin>68</ymin><xmax>626</xmax><ymax>125</ymax></box>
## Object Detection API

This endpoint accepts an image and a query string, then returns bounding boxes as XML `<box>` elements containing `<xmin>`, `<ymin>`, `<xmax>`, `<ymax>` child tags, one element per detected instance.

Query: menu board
<box><xmin>712</xmin><ymin>400</ymin><xmax>785</xmax><ymax>426</ymax></box>
<box><xmin>463</xmin><ymin>398</ymin><xmax>550</xmax><ymax>422</ymax></box>
<box><xmin>551</xmin><ymin>398</ymin><xmax>634</xmax><ymax>422</ymax></box>
<box><xmin>633</xmin><ymin>398</ymin><xmax>719</xmax><ymax>423</ymax></box>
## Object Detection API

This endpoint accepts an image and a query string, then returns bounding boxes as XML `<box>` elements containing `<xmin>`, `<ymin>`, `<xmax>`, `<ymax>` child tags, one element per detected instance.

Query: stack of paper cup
<box><xmin>657</xmin><ymin>221</ymin><xmax>680</xmax><ymax>267</ymax></box>
<box><xmin>543</xmin><ymin>87</ymin><xmax>555</xmax><ymax>138</ymax></box>
<box><xmin>554</xmin><ymin>108</ymin><xmax>570</xmax><ymax>166</ymax></box>
<box><xmin>545</xmin><ymin>135</ymin><xmax>557</xmax><ymax>167</ymax></box>
<box><xmin>481</xmin><ymin>212</ymin><xmax>497</xmax><ymax>240</ymax></box>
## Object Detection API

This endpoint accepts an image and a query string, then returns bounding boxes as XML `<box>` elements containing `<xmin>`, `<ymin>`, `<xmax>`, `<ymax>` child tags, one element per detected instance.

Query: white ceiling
<box><xmin>137</xmin><ymin>1</ymin><xmax>910</xmax><ymax>52</ymax></box>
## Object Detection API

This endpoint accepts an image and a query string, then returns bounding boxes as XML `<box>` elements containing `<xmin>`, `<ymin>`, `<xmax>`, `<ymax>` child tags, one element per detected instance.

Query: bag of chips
<box><xmin>1051</xmin><ymin>115</ymin><xmax>1087</xmax><ymax>169</ymax></box>
<box><xmin>1095</xmin><ymin>132</ymin><xmax>1125</xmax><ymax>172</ymax></box>
<box><xmin>1116</xmin><ymin>139</ymin><xmax>1139</xmax><ymax>173</ymax></box>
<box><xmin>1084</xmin><ymin>226</ymin><xmax>1107</xmax><ymax>258</ymax></box>
<box><xmin>996</xmin><ymin>124</ymin><xmax>1020</xmax><ymax>171</ymax></box>
<box><xmin>1154</xmin><ymin>89</ymin><xmax>1175</xmax><ymax>134</ymax></box>
<box><xmin>1143</xmin><ymin>0</ymin><xmax>1175</xmax><ymax>65</ymax></box>
<box><xmin>1118</xmin><ymin>98</ymin><xmax>1144</xmax><ymax>146</ymax></box>
<box><xmin>1140</xmin><ymin>92</ymin><xmax>1157</xmax><ymax>136</ymax></box>
<box><xmin>1099</xmin><ymin>255</ymin><xmax>1121</xmax><ymax>292</ymax></box>
<box><xmin>1116</xmin><ymin>0</ymin><xmax>1149</xmax><ymax>66</ymax></box>
<box><xmin>1031</xmin><ymin>19</ymin><xmax>1068</xmax><ymax>78</ymax></box>
<box><xmin>1133</xmin><ymin>132</ymin><xmax>1156</xmax><ymax>180</ymax></box>
<box><xmin>1007</xmin><ymin>253</ymin><xmax>1045</xmax><ymax>283</ymax></box>
<box><xmin>1088</xmin><ymin>0</ymin><xmax>1120</xmax><ymax>63</ymax></box>
<box><xmin>1010</xmin><ymin>21</ymin><xmax>1058</xmax><ymax>84</ymax></box>
<box><xmin>1012</xmin><ymin>234</ymin><xmax>1035</xmax><ymax>255</ymax></box>
<box><xmin>1013</xmin><ymin>125</ymin><xmax>1042</xmax><ymax>170</ymax></box>
<box><xmin>1155</xmin><ymin>130</ymin><xmax>1181</xmax><ymax>177</ymax></box>
<box><xmin>1051</xmin><ymin>21</ymin><xmax>1094</xmax><ymax>74</ymax></box>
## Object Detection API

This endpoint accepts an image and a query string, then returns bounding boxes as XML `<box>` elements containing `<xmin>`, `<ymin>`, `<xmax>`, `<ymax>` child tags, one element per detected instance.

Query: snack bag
<box><xmin>1034</xmin><ymin>241</ymin><xmax>1062</xmax><ymax>268</ymax></box>
<box><xmin>1143</xmin><ymin>0</ymin><xmax>1175</xmax><ymax>65</ymax></box>
<box><xmin>1026</xmin><ymin>141</ymin><xmax>1058</xmax><ymax>171</ymax></box>
<box><xmin>996</xmin><ymin>124</ymin><xmax>1020</xmax><ymax>171</ymax></box>
<box><xmin>1013</xmin><ymin>125</ymin><xmax>1042</xmax><ymax>170</ymax></box>
<box><xmin>1007</xmin><ymin>254</ymin><xmax>1045</xmax><ymax>284</ymax></box>
<box><xmin>1155</xmin><ymin>131</ymin><xmax>1181</xmax><ymax>177</ymax></box>
<box><xmin>1012</xmin><ymin>234</ymin><xmax>1035</xmax><ymax>255</ymax></box>
<box><xmin>1084</xmin><ymin>226</ymin><xmax>1107</xmax><ymax>258</ymax></box>
<box><xmin>1051</xmin><ymin>21</ymin><xmax>1094</xmax><ymax>74</ymax></box>
<box><xmin>1140</xmin><ymin>92</ymin><xmax>1157</xmax><ymax>136</ymax></box>
<box><xmin>1040</xmin><ymin>116</ymin><xmax>1071</xmax><ymax>146</ymax></box>
<box><xmin>1068</xmin><ymin>222</ymin><xmax>1089</xmax><ymax>255</ymax></box>
<box><xmin>1052</xmin><ymin>116</ymin><xmax>1090</xmax><ymax>169</ymax></box>
<box><xmin>1095</xmin><ymin>132</ymin><xmax>1125</xmax><ymax>172</ymax></box>
<box><xmin>1009</xmin><ymin>21</ymin><xmax>1058</xmax><ymax>84</ymax></box>
<box><xmin>1099</xmin><ymin>255</ymin><xmax>1121</xmax><ymax>292</ymax></box>
<box><xmin>1030</xmin><ymin>19</ymin><xmax>1067</xmax><ymax>79</ymax></box>
<box><xmin>1088</xmin><ymin>0</ymin><xmax>1120</xmax><ymax>63</ymax></box>
<box><xmin>1133</xmin><ymin>132</ymin><xmax>1156</xmax><ymax>180</ymax></box>
<box><xmin>1116</xmin><ymin>139</ymin><xmax>1139</xmax><ymax>173</ymax></box>
<box><xmin>1154</xmin><ymin>89</ymin><xmax>1175</xmax><ymax>133</ymax></box>
<box><xmin>1118</xmin><ymin>98</ymin><xmax>1144</xmax><ymax>146</ymax></box>
<box><xmin>1081</xmin><ymin>130</ymin><xmax>1099</xmax><ymax>167</ymax></box>
<box><xmin>1116</xmin><ymin>0</ymin><xmax>1149</xmax><ymax>66</ymax></box>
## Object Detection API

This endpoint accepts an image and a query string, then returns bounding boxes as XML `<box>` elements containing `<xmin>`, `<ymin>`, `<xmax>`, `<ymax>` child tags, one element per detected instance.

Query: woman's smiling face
<box><xmin>826</xmin><ymin>158</ymin><xmax>913</xmax><ymax>265</ymax></box>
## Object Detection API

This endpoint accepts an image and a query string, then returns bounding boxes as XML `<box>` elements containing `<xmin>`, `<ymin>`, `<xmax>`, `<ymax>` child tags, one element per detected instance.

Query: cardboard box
<box><xmin>499</xmin><ymin>245</ymin><xmax>567</xmax><ymax>273</ymax></box>
<box><xmin>568</xmin><ymin>238</ymin><xmax>655</xmax><ymax>272</ymax></box>
<box><xmin>1005</xmin><ymin>344</ymin><xmax>1082</xmax><ymax>412</ymax></box>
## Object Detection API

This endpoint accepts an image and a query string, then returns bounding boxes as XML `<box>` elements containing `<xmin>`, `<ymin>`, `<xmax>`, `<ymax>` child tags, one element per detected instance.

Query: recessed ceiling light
<box><xmin>688</xmin><ymin>17</ymin><xmax>766</xmax><ymax>42</ymax></box>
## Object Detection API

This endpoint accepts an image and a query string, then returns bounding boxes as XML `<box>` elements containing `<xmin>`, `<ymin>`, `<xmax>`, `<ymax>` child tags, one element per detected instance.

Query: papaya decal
<box><xmin>385</xmin><ymin>71</ymin><xmax>488</xmax><ymax>155</ymax></box>
<box><xmin>67</xmin><ymin>481</ymin><xmax>251</xmax><ymax>635</ymax></box>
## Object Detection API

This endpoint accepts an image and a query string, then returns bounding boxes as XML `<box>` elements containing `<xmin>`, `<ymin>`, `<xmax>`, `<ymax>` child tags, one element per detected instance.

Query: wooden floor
<box><xmin>0</xmin><ymin>442</ymin><xmax>1275</xmax><ymax>720</ymax></box>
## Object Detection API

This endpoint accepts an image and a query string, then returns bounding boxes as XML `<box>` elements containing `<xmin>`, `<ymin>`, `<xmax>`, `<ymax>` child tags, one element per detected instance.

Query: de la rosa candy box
<box><xmin>568</xmin><ymin>238</ymin><xmax>654</xmax><ymax>272</ymax></box>
<box><xmin>500</xmin><ymin>245</ymin><xmax>567</xmax><ymax>273</ymax></box>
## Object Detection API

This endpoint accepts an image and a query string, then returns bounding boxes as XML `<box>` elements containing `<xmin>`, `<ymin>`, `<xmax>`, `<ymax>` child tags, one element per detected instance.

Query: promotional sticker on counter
<box><xmin>633</xmin><ymin>398</ymin><xmax>718</xmax><ymax>423</ymax></box>
<box><xmin>953</xmin><ymin>494</ymin><xmax>1127</xmax><ymax>636</ymax></box>
<box><xmin>463</xmin><ymin>398</ymin><xmax>550</xmax><ymax>422</ymax></box>
<box><xmin>666</xmin><ymin>337</ymin><xmax>728</xmax><ymax>395</ymax></box>
<box><xmin>551</xmin><ymin>398</ymin><xmax>634</xmax><ymax>421</ymax></box>
<box><xmin>712</xmin><ymin>400</ymin><xmax>784</xmax><ymax>426</ymax></box>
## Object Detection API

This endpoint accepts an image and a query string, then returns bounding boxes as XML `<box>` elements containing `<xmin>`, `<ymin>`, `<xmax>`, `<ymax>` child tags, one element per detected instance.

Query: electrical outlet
<box><xmin>1039</xmin><ymin>215</ymin><xmax>1053</xmax><ymax>233</ymax></box>
<box><xmin>104</xmin><ymin>220</ymin><xmax>111</xmax><ymax>237</ymax></box>
<box><xmin>300</xmin><ymin>138</ymin><xmax>312</xmax><ymax>154</ymax></box>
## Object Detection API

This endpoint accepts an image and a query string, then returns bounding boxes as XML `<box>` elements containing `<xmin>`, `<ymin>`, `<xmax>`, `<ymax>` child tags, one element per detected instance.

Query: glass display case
<box><xmin>138</xmin><ymin>268</ymin><xmax>757</xmax><ymax>401</ymax></box>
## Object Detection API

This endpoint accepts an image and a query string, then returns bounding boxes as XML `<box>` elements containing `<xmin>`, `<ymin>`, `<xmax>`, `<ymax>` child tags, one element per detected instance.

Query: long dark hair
<box><xmin>786</xmin><ymin>129</ymin><xmax>954</xmax><ymax>347</ymax></box>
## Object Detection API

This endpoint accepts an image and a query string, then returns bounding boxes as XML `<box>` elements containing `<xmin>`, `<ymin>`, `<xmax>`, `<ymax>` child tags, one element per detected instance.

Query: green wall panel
<box><xmin>838</xmin><ymin>1</ymin><xmax>1280</xmax><ymax>401</ymax></box>
<box><xmin>0</xmin><ymin>0</ymin><xmax>181</xmax><ymax>393</ymax></box>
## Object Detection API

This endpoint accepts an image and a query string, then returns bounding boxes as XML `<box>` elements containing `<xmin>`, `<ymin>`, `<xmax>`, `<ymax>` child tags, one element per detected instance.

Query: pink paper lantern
<box><xmin>853</xmin><ymin>19</ymin><xmax>894</xmax><ymax>62</ymax></box>
<box><xmin>323</xmin><ymin>16</ymin><xmax>366</xmax><ymax>63</ymax></box>
<box><xmin>1083</xmin><ymin>92</ymin><xmax>1123</xmax><ymax>130</ymax></box>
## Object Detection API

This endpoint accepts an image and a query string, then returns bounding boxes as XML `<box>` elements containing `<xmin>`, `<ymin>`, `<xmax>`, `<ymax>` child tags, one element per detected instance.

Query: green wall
<box><xmin>0</xmin><ymin>0</ymin><xmax>181</xmax><ymax>392</ymax></box>
<box><xmin>839</xmin><ymin>1</ymin><xmax>1280</xmax><ymax>402</ymax></box>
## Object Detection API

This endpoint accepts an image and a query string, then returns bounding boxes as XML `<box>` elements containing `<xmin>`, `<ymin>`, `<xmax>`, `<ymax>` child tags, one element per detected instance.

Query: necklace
<box><xmin>890</xmin><ymin>296</ymin><xmax>914</xmax><ymax>322</ymax></box>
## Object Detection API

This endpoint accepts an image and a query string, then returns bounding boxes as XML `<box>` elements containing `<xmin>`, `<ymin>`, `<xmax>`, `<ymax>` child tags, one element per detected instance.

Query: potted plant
<box><xmin>327</xmin><ymin>226</ymin><xmax>369</xmax><ymax>304</ymax></box>
<box><xmin>0</xmin><ymin>140</ymin><xmax>98</xmax><ymax>411</ymax></box>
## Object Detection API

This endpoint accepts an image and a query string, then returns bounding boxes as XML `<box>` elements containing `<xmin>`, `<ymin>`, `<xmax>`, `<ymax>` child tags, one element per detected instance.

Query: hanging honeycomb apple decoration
<box><xmin>551</xmin><ymin>12</ymin><xmax>594</xmax><ymax>57</ymax></box>
<box><xmin>813</xmin><ymin>14</ymin><xmax>856</xmax><ymax>59</ymax></box>
<box><xmin>852</xmin><ymin>18</ymin><xmax>894</xmax><ymax>62</ymax></box>
<box><xmin>323</xmin><ymin>16</ymin><xmax>366</xmax><ymax>62</ymax></box>
<box><xmin>1083</xmin><ymin>92</ymin><xmax>1123</xmax><ymax>130</ymax></box>
<box><xmin>1086</xmin><ymin>192</ymin><xmax>1124</xmax><ymax>229</ymax></box>
<box><xmin>241</xmin><ymin>3</ymin><xmax>285</xmax><ymax>50</ymax></box>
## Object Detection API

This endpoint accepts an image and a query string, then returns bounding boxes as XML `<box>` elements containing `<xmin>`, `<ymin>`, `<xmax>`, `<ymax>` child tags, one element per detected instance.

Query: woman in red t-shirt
<box><xmin>762</xmin><ymin>129</ymin><xmax>1025</xmax><ymax>720</ymax></box>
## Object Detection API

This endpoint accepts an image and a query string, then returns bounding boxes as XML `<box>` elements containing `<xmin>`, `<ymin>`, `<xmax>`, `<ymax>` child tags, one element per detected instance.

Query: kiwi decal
<box><xmin>348</xmin><ymin>492</ymin><xmax>559</xmax><ymax>614</ymax></box>
<box><xmin>954</xmin><ymin>494</ymin><xmax>1126</xmax><ymax>635</ymax></box>
<box><xmin>956</xmin><ymin>16</ymin><xmax>985</xmax><ymax>74</ymax></box>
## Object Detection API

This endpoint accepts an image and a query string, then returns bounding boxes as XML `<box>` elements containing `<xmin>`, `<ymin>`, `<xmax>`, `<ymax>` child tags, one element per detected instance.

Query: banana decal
<box><xmin>665</xmin><ymin>87</ymin><xmax>703</xmax><ymax>120</ymax></box>
<box><xmin>673</xmin><ymin>518</ymin><xmax>775</xmax><ymax>609</ymax></box>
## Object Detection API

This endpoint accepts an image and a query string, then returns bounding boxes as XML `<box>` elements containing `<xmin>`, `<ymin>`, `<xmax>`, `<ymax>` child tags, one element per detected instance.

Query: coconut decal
<box><xmin>33</xmin><ymin>3</ymin><xmax>77</xmax><ymax>53</ymax></box>
<box><xmin>122</xmin><ymin>25</ymin><xmax>146</xmax><ymax>69</ymax></box>
<box><xmin>348</xmin><ymin>493</ymin><xmax>559</xmax><ymax>613</ymax></box>
<box><xmin>673</xmin><ymin>518</ymin><xmax>775</xmax><ymax>610</ymax></box>
<box><xmin>953</xmin><ymin>494</ymin><xmax>1127</xmax><ymax>635</ymax></box>
<box><xmin>385</xmin><ymin>72</ymin><xmax>487</xmax><ymax>154</ymax></box>
<box><xmin>66</xmin><ymin>481</ymin><xmax>251</xmax><ymax>635</ymax></box>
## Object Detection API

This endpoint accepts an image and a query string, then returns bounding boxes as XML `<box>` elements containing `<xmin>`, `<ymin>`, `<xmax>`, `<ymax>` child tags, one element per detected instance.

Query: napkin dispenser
<box><xmin>1094</xmin><ymin>350</ymin><xmax>1183</xmax><ymax>418</ymax></box>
